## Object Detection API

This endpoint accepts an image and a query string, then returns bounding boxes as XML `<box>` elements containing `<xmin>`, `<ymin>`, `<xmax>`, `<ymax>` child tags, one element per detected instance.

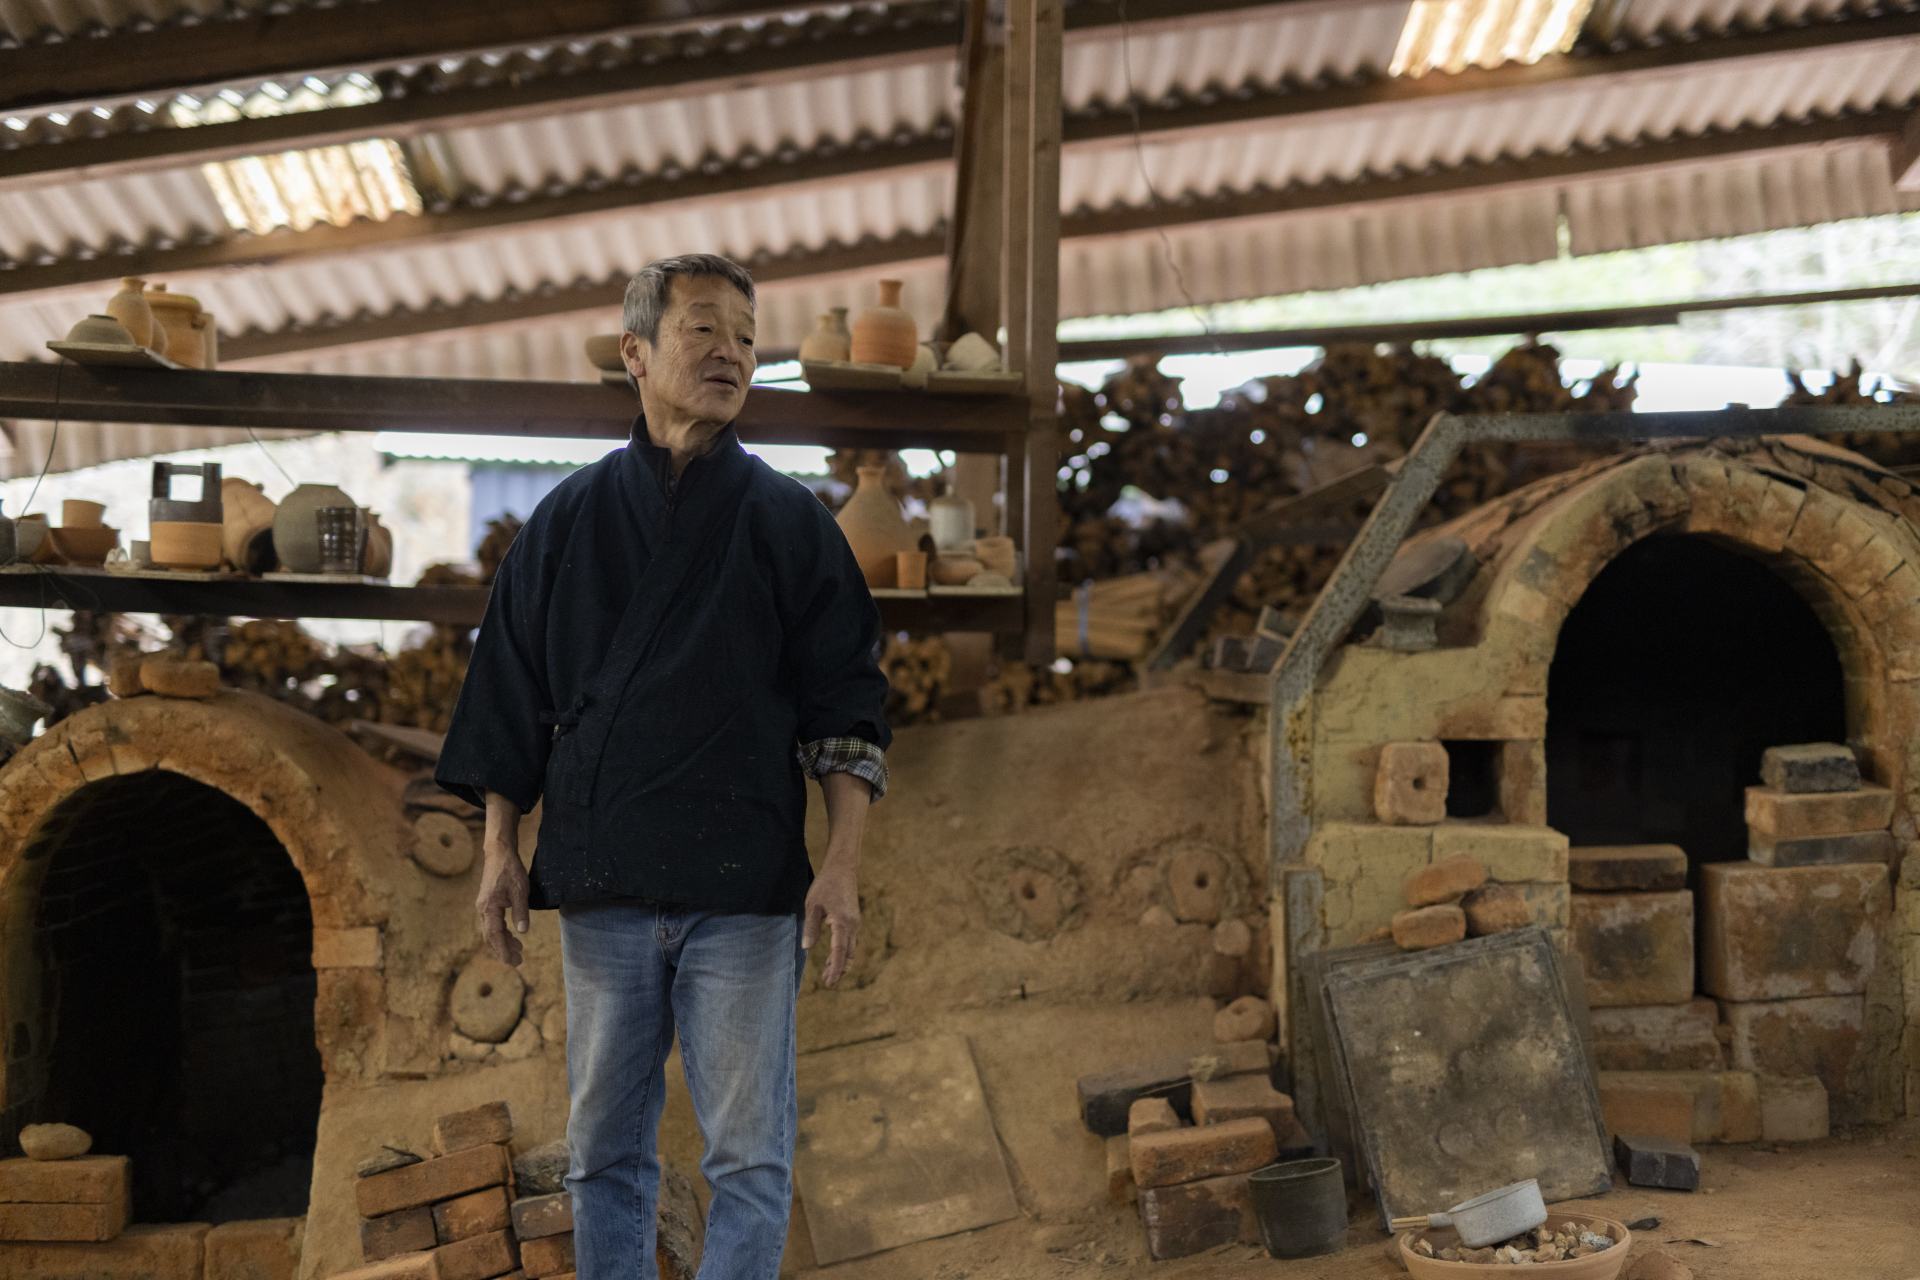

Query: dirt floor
<box><xmin>797</xmin><ymin>1120</ymin><xmax>1920</xmax><ymax>1280</ymax></box>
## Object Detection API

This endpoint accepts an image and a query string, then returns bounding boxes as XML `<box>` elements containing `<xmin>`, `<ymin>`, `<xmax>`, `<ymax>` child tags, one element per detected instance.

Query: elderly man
<box><xmin>437</xmin><ymin>253</ymin><xmax>890</xmax><ymax>1278</ymax></box>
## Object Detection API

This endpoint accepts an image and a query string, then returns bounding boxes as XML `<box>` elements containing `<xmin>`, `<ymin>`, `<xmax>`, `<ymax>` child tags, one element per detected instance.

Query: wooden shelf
<box><xmin>0</xmin><ymin>362</ymin><xmax>1028</xmax><ymax>453</ymax></box>
<box><xmin>0</xmin><ymin>565</ymin><xmax>1024</xmax><ymax>633</ymax></box>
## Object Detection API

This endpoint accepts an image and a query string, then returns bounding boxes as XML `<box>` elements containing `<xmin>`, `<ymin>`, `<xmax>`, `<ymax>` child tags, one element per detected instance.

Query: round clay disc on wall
<box><xmin>451</xmin><ymin>955</ymin><xmax>526</xmax><ymax>1044</ymax></box>
<box><xmin>411</xmin><ymin>812</ymin><xmax>476</xmax><ymax>877</ymax></box>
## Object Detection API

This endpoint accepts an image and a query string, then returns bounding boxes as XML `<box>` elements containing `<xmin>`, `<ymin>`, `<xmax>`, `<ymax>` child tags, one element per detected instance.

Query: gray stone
<box><xmin>512</xmin><ymin>1139</ymin><xmax>569</xmax><ymax>1196</ymax></box>
<box><xmin>1371</xmin><ymin>595</ymin><xmax>1441</xmax><ymax>652</ymax></box>
<box><xmin>355</xmin><ymin>1144</ymin><xmax>424</xmax><ymax>1178</ymax></box>
<box><xmin>1759</xmin><ymin>744</ymin><xmax>1860</xmax><ymax>795</ymax></box>
<box><xmin>1612</xmin><ymin>1134</ymin><xmax>1700</xmax><ymax>1191</ymax></box>
<box><xmin>1748</xmin><ymin>829</ymin><xmax>1895</xmax><ymax>868</ymax></box>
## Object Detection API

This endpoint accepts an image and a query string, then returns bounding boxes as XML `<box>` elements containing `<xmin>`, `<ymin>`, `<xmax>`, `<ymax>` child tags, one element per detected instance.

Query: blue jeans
<box><xmin>559</xmin><ymin>902</ymin><xmax>804</xmax><ymax>1280</ymax></box>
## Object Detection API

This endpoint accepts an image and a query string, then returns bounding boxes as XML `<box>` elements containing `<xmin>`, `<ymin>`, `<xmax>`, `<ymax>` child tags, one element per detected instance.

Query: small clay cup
<box><xmin>895</xmin><ymin>550</ymin><xmax>928</xmax><ymax>590</ymax></box>
<box><xmin>62</xmin><ymin>499</ymin><xmax>106</xmax><ymax>528</ymax></box>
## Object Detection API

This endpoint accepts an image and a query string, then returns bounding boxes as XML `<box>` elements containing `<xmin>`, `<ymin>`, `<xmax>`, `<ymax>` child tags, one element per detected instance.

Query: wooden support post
<box><xmin>1021</xmin><ymin>0</ymin><xmax>1064</xmax><ymax>665</ymax></box>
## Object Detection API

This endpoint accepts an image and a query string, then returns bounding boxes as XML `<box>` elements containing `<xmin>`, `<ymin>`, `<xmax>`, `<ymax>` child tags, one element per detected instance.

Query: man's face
<box><xmin>622</xmin><ymin>274</ymin><xmax>757</xmax><ymax>424</ymax></box>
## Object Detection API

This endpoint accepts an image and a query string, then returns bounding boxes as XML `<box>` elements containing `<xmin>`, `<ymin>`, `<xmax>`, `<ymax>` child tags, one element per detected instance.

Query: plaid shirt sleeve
<box><xmin>796</xmin><ymin>736</ymin><xmax>889</xmax><ymax>801</ymax></box>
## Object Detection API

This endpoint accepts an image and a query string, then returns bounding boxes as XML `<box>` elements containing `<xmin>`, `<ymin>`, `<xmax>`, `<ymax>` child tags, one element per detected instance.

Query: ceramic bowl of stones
<box><xmin>1400</xmin><ymin>1212</ymin><xmax>1633</xmax><ymax>1280</ymax></box>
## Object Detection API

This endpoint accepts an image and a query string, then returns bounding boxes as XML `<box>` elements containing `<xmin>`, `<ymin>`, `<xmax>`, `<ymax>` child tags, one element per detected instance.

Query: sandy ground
<box><xmin>797</xmin><ymin>1120</ymin><xmax>1920</xmax><ymax>1280</ymax></box>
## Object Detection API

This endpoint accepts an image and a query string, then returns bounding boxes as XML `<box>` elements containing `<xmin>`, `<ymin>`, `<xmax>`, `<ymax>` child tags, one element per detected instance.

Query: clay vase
<box><xmin>829</xmin><ymin>306</ymin><xmax>852</xmax><ymax>349</ymax></box>
<box><xmin>850</xmin><ymin>279</ymin><xmax>917</xmax><ymax>369</ymax></box>
<box><xmin>798</xmin><ymin>313</ymin><xmax>852</xmax><ymax>363</ymax></box>
<box><xmin>220</xmin><ymin>477</ymin><xmax>277</xmax><ymax>573</ymax></box>
<box><xmin>835</xmin><ymin>466</ymin><xmax>915</xmax><ymax>588</ymax></box>
<box><xmin>147</xmin><ymin>285</ymin><xmax>206</xmax><ymax>369</ymax></box>
<box><xmin>272</xmin><ymin>482</ymin><xmax>354</xmax><ymax>573</ymax></box>
<box><xmin>105</xmin><ymin>277</ymin><xmax>155</xmax><ymax>347</ymax></box>
<box><xmin>362</xmin><ymin>513</ymin><xmax>393</xmax><ymax>578</ymax></box>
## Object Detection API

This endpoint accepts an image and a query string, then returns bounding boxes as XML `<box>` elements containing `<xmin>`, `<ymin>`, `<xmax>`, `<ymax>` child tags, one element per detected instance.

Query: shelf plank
<box><xmin>0</xmin><ymin>566</ymin><xmax>1024</xmax><ymax>633</ymax></box>
<box><xmin>0</xmin><ymin>363</ymin><xmax>1026</xmax><ymax>452</ymax></box>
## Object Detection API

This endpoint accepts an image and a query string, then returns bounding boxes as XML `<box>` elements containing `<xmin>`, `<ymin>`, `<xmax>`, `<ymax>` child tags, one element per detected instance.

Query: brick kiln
<box><xmin>0</xmin><ymin>691</ymin><xmax>582</xmax><ymax>1279</ymax></box>
<box><xmin>1288</xmin><ymin>437</ymin><xmax>1920</xmax><ymax>1135</ymax></box>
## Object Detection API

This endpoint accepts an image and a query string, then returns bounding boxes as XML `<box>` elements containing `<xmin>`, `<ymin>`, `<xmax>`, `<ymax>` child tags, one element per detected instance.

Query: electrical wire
<box><xmin>0</xmin><ymin>358</ymin><xmax>69</xmax><ymax>651</ymax></box>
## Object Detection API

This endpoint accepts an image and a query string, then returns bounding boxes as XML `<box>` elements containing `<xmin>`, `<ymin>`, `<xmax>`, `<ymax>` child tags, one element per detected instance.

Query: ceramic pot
<box><xmin>273</xmin><ymin>482</ymin><xmax>355</xmax><ymax>573</ymax></box>
<box><xmin>930</xmin><ymin>553</ymin><xmax>983</xmax><ymax>586</ymax></box>
<box><xmin>66</xmin><ymin>314</ymin><xmax>135</xmax><ymax>347</ymax></box>
<box><xmin>799</xmin><ymin>313</ymin><xmax>852</xmax><ymax>363</ymax></box>
<box><xmin>220</xmin><ymin>478</ymin><xmax>277</xmax><ymax>573</ymax></box>
<box><xmin>151</xmin><ymin>521</ymin><xmax>223</xmax><ymax>570</ymax></box>
<box><xmin>975</xmin><ymin>534</ymin><xmax>1017</xmax><ymax>580</ymax></box>
<box><xmin>945</xmin><ymin>331</ymin><xmax>1001</xmax><ymax>371</ymax></box>
<box><xmin>362</xmin><ymin>512</ymin><xmax>393</xmax><ymax>578</ymax></box>
<box><xmin>929</xmin><ymin>488</ymin><xmax>975</xmax><ymax>552</ymax></box>
<box><xmin>829</xmin><ymin>307</ymin><xmax>851</xmax><ymax>348</ymax></box>
<box><xmin>835</xmin><ymin>466</ymin><xmax>915</xmax><ymax>588</ymax></box>
<box><xmin>192</xmin><ymin>312</ymin><xmax>219</xmax><ymax>370</ymax></box>
<box><xmin>147</xmin><ymin>286</ymin><xmax>206</xmax><ymax>369</ymax></box>
<box><xmin>49</xmin><ymin>525</ymin><xmax>117</xmax><ymax>567</ymax></box>
<box><xmin>62</xmin><ymin>499</ymin><xmax>105</xmax><ymax>528</ymax></box>
<box><xmin>13</xmin><ymin>518</ymin><xmax>46</xmax><ymax>565</ymax></box>
<box><xmin>105</xmin><ymin>278</ymin><xmax>155</xmax><ymax>347</ymax></box>
<box><xmin>850</xmin><ymin>279</ymin><xmax>917</xmax><ymax>369</ymax></box>
<box><xmin>895</xmin><ymin>550</ymin><xmax>928</xmax><ymax>590</ymax></box>
<box><xmin>903</xmin><ymin>343</ymin><xmax>937</xmax><ymax>389</ymax></box>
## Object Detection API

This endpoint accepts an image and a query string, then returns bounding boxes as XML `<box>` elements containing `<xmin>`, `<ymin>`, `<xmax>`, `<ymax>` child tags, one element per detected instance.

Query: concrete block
<box><xmin>1700</xmin><ymin>863</ymin><xmax>1889</xmax><ymax>1000</ymax></box>
<box><xmin>0</xmin><ymin>1154</ymin><xmax>127</xmax><ymax>1204</ymax></box>
<box><xmin>1129</xmin><ymin>1097</ymin><xmax>1180</xmax><ymax>1138</ymax></box>
<box><xmin>1462</xmin><ymin>883</ymin><xmax>1532</xmax><ymax>935</ymax></box>
<box><xmin>0</xmin><ymin>1198</ymin><xmax>128</xmax><ymax>1242</ymax></box>
<box><xmin>1744</xmin><ymin>785</ymin><xmax>1893</xmax><ymax>840</ymax></box>
<box><xmin>0</xmin><ymin>1224</ymin><xmax>212</xmax><ymax>1280</ymax></box>
<box><xmin>1569</xmin><ymin>846</ymin><xmax>1687</xmax><ymax>893</ymax></box>
<box><xmin>433</xmin><ymin>1102</ymin><xmax>514</xmax><ymax>1157</ymax></box>
<box><xmin>1376</xmin><ymin>742</ymin><xmax>1449</xmax><ymax>826</ymax></box>
<box><xmin>1591</xmin><ymin>1001</ymin><xmax>1724</xmax><ymax>1072</ymax></box>
<box><xmin>1612</xmin><ymin>1135</ymin><xmax>1699</xmax><ymax>1191</ymax></box>
<box><xmin>1749</xmin><ymin>830</ymin><xmax>1897</xmax><ymax>868</ymax></box>
<box><xmin>1597</xmin><ymin>1078</ymin><xmax>1695</xmax><ymax>1145</ymax></box>
<box><xmin>1571</xmin><ymin>891</ymin><xmax>1694</xmax><ymax>1007</ymax></box>
<box><xmin>1760</xmin><ymin>743</ymin><xmax>1861</xmax><ymax>794</ymax></box>
<box><xmin>1190</xmin><ymin>1074</ymin><xmax>1296</xmax><ymax>1147</ymax></box>
<box><xmin>1137</xmin><ymin>1172</ymin><xmax>1259</xmax><ymax>1260</ymax></box>
<box><xmin>1129</xmin><ymin>1117</ymin><xmax>1277</xmax><ymax>1190</ymax></box>
<box><xmin>206</xmin><ymin>1218</ymin><xmax>301</xmax><ymax>1280</ymax></box>
<box><xmin>1392</xmin><ymin>903</ymin><xmax>1466</xmax><ymax>950</ymax></box>
<box><xmin>433</xmin><ymin>1186</ymin><xmax>510</xmax><ymax>1244</ymax></box>
<box><xmin>435</xmin><ymin>1228</ymin><xmax>519</xmax><ymax>1280</ymax></box>
<box><xmin>313</xmin><ymin>925</ymin><xmax>385</xmax><ymax>969</ymax></box>
<box><xmin>1077</xmin><ymin>1054</ymin><xmax>1193</xmax><ymax>1137</ymax></box>
<box><xmin>363</xmin><ymin>1208</ymin><xmax>437</xmax><ymax>1263</ymax></box>
<box><xmin>357</xmin><ymin>1144</ymin><xmax>511</xmax><ymax>1218</ymax></box>
<box><xmin>517</xmin><ymin>1231</ymin><xmax>572</xmax><ymax>1278</ymax></box>
<box><xmin>1433</xmin><ymin>823</ymin><xmax>1568</xmax><ymax>883</ymax></box>
<box><xmin>1759</xmin><ymin>1076</ymin><xmax>1829</xmax><ymax>1142</ymax></box>
<box><xmin>1723</xmin><ymin>995</ymin><xmax>1865</xmax><ymax>1105</ymax></box>
<box><xmin>1404</xmin><ymin>853</ymin><xmax>1487</xmax><ymax>907</ymax></box>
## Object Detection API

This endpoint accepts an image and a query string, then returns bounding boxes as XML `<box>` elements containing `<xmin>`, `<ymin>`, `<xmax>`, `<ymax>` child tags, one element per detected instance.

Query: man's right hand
<box><xmin>475</xmin><ymin>793</ymin><xmax>531</xmax><ymax>965</ymax></box>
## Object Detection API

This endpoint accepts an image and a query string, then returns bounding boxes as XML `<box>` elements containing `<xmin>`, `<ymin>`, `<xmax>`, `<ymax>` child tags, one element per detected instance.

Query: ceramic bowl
<box><xmin>65</xmin><ymin>314</ymin><xmax>135</xmax><ymax>346</ymax></box>
<box><xmin>930</xmin><ymin>554</ymin><xmax>984</xmax><ymax>586</ymax></box>
<box><xmin>49</xmin><ymin>524</ymin><xmax>118</xmax><ymax>566</ymax></box>
<box><xmin>1399</xmin><ymin>1212</ymin><xmax>1633</xmax><ymax>1280</ymax></box>
<box><xmin>944</xmin><ymin>331</ymin><xmax>1001</xmax><ymax>371</ymax></box>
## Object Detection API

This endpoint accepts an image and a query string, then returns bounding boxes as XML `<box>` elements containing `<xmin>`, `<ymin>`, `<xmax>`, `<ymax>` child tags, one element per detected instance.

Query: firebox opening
<box><xmin>1442</xmin><ymin>740</ymin><xmax>1500</xmax><ymax>819</ymax></box>
<box><xmin>25</xmin><ymin>771</ymin><xmax>322</xmax><ymax>1223</ymax></box>
<box><xmin>1545</xmin><ymin>534</ymin><xmax>1847</xmax><ymax>874</ymax></box>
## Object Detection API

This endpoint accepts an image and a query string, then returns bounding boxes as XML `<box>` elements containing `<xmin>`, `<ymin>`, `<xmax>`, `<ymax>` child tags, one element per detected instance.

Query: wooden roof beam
<box><xmin>0</xmin><ymin>0</ymin><xmax>1913</xmax><ymax>192</ymax></box>
<box><xmin>1893</xmin><ymin>104</ymin><xmax>1920</xmax><ymax>191</ymax></box>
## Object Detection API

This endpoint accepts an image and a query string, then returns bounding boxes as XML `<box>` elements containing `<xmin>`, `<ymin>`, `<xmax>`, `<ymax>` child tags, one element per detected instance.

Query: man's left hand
<box><xmin>803</xmin><ymin>865</ymin><xmax>861</xmax><ymax>987</ymax></box>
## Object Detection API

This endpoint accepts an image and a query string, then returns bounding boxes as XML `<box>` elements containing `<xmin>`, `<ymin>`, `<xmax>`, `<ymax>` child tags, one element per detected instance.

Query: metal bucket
<box><xmin>1249</xmin><ymin>1156</ymin><xmax>1347</xmax><ymax>1259</ymax></box>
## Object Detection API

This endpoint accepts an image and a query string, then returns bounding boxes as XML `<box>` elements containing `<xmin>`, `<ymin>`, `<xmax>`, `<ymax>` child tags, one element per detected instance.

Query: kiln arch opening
<box><xmin>16</xmin><ymin>770</ymin><xmax>323</xmax><ymax>1223</ymax></box>
<box><xmin>1545</xmin><ymin>533</ymin><xmax>1848</xmax><ymax>871</ymax></box>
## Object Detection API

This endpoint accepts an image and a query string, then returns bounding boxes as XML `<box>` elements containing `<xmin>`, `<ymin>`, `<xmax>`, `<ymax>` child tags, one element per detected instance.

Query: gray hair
<box><xmin>621</xmin><ymin>253</ymin><xmax>757</xmax><ymax>343</ymax></box>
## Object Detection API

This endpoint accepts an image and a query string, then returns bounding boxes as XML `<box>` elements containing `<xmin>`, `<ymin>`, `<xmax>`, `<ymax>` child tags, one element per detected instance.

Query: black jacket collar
<box><xmin>626</xmin><ymin>414</ymin><xmax>747</xmax><ymax>505</ymax></box>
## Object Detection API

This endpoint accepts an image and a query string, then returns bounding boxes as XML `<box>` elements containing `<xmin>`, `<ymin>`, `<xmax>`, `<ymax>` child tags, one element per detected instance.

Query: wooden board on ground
<box><xmin>793</xmin><ymin>1033</ymin><xmax>1018</xmax><ymax>1265</ymax></box>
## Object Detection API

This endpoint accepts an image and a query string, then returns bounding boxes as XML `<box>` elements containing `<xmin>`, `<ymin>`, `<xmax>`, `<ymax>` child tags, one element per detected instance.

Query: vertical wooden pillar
<box><xmin>1014</xmin><ymin>0</ymin><xmax>1062</xmax><ymax>664</ymax></box>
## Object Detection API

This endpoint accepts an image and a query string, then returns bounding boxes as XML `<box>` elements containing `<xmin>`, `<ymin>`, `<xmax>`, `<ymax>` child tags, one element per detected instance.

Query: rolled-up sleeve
<box><xmin>796</xmin><ymin>736</ymin><xmax>891</xmax><ymax>801</ymax></box>
<box><xmin>435</xmin><ymin>521</ymin><xmax>554</xmax><ymax>813</ymax></box>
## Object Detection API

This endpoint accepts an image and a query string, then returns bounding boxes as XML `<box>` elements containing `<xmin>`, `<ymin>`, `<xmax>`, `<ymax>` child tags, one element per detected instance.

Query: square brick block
<box><xmin>364</xmin><ymin>1207</ymin><xmax>437</xmax><ymax>1263</ymax></box>
<box><xmin>1190</xmin><ymin>1074</ymin><xmax>1296</xmax><ymax>1148</ymax></box>
<box><xmin>1137</xmin><ymin>1172</ymin><xmax>1259</xmax><ymax>1260</ymax></box>
<box><xmin>433</xmin><ymin>1102</ymin><xmax>514</xmax><ymax>1157</ymax></box>
<box><xmin>1749</xmin><ymin>830</ymin><xmax>1897</xmax><ymax>868</ymax></box>
<box><xmin>1700</xmin><ymin>863</ymin><xmax>1889</xmax><ymax>1000</ymax></box>
<box><xmin>358</xmin><ymin>1144</ymin><xmax>510</xmax><ymax>1218</ymax></box>
<box><xmin>434</xmin><ymin>1186</ymin><xmax>510</xmax><ymax>1244</ymax></box>
<box><xmin>1375</xmin><ymin>742</ymin><xmax>1448</xmax><ymax>826</ymax></box>
<box><xmin>0</xmin><ymin>1197</ymin><xmax>128</xmax><ymax>1242</ymax></box>
<box><xmin>1744</xmin><ymin>785</ymin><xmax>1893</xmax><ymax>840</ymax></box>
<box><xmin>1569</xmin><ymin>846</ymin><xmax>1687</xmax><ymax>893</ymax></box>
<box><xmin>206</xmin><ymin>1217</ymin><xmax>302</xmax><ymax>1280</ymax></box>
<box><xmin>0</xmin><ymin>1154</ymin><xmax>128</xmax><ymax>1205</ymax></box>
<box><xmin>509</xmin><ymin>1192</ymin><xmax>574</xmax><ymax>1241</ymax></box>
<box><xmin>0</xmin><ymin>1222</ymin><xmax>210</xmax><ymax>1280</ymax></box>
<box><xmin>1129</xmin><ymin>1117</ymin><xmax>1276</xmax><ymax>1190</ymax></box>
<box><xmin>1590</xmin><ymin>1000</ymin><xmax>1725</xmax><ymax>1072</ymax></box>
<box><xmin>1723</xmin><ymin>995</ymin><xmax>1865</xmax><ymax>1107</ymax></box>
<box><xmin>1570</xmin><ymin>891</ymin><xmax>1694</xmax><ymax>1007</ymax></box>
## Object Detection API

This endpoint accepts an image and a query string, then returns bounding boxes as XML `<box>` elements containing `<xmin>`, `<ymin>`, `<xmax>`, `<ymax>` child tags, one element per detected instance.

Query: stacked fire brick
<box><xmin>340</xmin><ymin>1102</ymin><xmax>527</xmax><ymax>1280</ymax></box>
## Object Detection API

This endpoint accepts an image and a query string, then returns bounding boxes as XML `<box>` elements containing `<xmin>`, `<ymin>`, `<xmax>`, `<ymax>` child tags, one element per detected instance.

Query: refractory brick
<box><xmin>1700</xmin><ymin>863</ymin><xmax>1889</xmax><ymax>1000</ymax></box>
<box><xmin>1744</xmin><ymin>785</ymin><xmax>1893</xmax><ymax>840</ymax></box>
<box><xmin>1189</xmin><ymin>1075</ymin><xmax>1296</xmax><ymax>1148</ymax></box>
<box><xmin>1760</xmin><ymin>743</ymin><xmax>1860</xmax><ymax>794</ymax></box>
<box><xmin>1749</xmin><ymin>830</ymin><xmax>1897</xmax><ymax>869</ymax></box>
<box><xmin>1137</xmin><ymin>1173</ymin><xmax>1259</xmax><ymax>1260</ymax></box>
<box><xmin>1723</xmin><ymin>995</ymin><xmax>1865</xmax><ymax>1110</ymax></box>
<box><xmin>1590</xmin><ymin>1000</ymin><xmax>1724</xmax><ymax>1072</ymax></box>
<box><xmin>1404</xmin><ymin>854</ymin><xmax>1487</xmax><ymax>907</ymax></box>
<box><xmin>1375</xmin><ymin>742</ymin><xmax>1449</xmax><ymax>826</ymax></box>
<box><xmin>1569</xmin><ymin>846</ymin><xmax>1687</xmax><ymax>893</ymax></box>
<box><xmin>0</xmin><ymin>1154</ymin><xmax>128</xmax><ymax>1205</ymax></box>
<box><xmin>1129</xmin><ymin>1117</ymin><xmax>1277</xmax><ymax>1190</ymax></box>
<box><xmin>1571</xmin><ymin>891</ymin><xmax>1694</xmax><ymax>1007</ymax></box>
<box><xmin>356</xmin><ymin>1144</ymin><xmax>510</xmax><ymax>1219</ymax></box>
<box><xmin>433</xmin><ymin>1187</ymin><xmax>510</xmax><ymax>1244</ymax></box>
<box><xmin>205</xmin><ymin>1217</ymin><xmax>302</xmax><ymax>1280</ymax></box>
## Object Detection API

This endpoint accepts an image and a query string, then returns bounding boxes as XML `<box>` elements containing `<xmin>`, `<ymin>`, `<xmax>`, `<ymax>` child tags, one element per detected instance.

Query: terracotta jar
<box><xmin>799</xmin><ymin>313</ymin><xmax>852</xmax><ymax>363</ymax></box>
<box><xmin>850</xmin><ymin>279</ymin><xmax>917</xmax><ymax>369</ymax></box>
<box><xmin>105</xmin><ymin>277</ymin><xmax>155</xmax><ymax>347</ymax></box>
<box><xmin>835</xmin><ymin>466</ymin><xmax>915</xmax><ymax>588</ymax></box>
<box><xmin>221</xmin><ymin>477</ymin><xmax>277</xmax><ymax>573</ymax></box>
<box><xmin>362</xmin><ymin>513</ymin><xmax>393</xmax><ymax>578</ymax></box>
<box><xmin>147</xmin><ymin>285</ymin><xmax>207</xmax><ymax>369</ymax></box>
<box><xmin>273</xmin><ymin>482</ymin><xmax>355</xmax><ymax>573</ymax></box>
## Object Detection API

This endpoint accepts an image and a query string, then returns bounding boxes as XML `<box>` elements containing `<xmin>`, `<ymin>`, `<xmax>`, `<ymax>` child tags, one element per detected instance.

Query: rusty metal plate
<box><xmin>794</xmin><ymin>1033</ymin><xmax>1018</xmax><ymax>1265</ymax></box>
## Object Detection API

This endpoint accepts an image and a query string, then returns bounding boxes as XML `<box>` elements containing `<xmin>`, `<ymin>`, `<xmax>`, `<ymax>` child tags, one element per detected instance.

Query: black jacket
<box><xmin>436</xmin><ymin>422</ymin><xmax>891</xmax><ymax>914</ymax></box>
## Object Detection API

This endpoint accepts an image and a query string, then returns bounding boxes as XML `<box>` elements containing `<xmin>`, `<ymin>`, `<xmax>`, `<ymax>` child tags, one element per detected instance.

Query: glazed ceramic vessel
<box><xmin>105</xmin><ymin>278</ymin><xmax>155</xmax><ymax>347</ymax></box>
<box><xmin>65</xmin><ymin>314</ymin><xmax>135</xmax><ymax>347</ymax></box>
<box><xmin>929</xmin><ymin>487</ymin><xmax>975</xmax><ymax>552</ymax></box>
<box><xmin>850</xmin><ymin>280</ymin><xmax>917</xmax><ymax>369</ymax></box>
<box><xmin>799</xmin><ymin>313</ymin><xmax>852</xmax><ymax>363</ymax></box>
<box><xmin>273</xmin><ymin>483</ymin><xmax>355</xmax><ymax>573</ymax></box>
<box><xmin>835</xmin><ymin>466</ymin><xmax>915</xmax><ymax>588</ymax></box>
<box><xmin>903</xmin><ymin>344</ymin><xmax>937</xmax><ymax>389</ymax></box>
<box><xmin>147</xmin><ymin>286</ymin><xmax>207</xmax><ymax>369</ymax></box>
